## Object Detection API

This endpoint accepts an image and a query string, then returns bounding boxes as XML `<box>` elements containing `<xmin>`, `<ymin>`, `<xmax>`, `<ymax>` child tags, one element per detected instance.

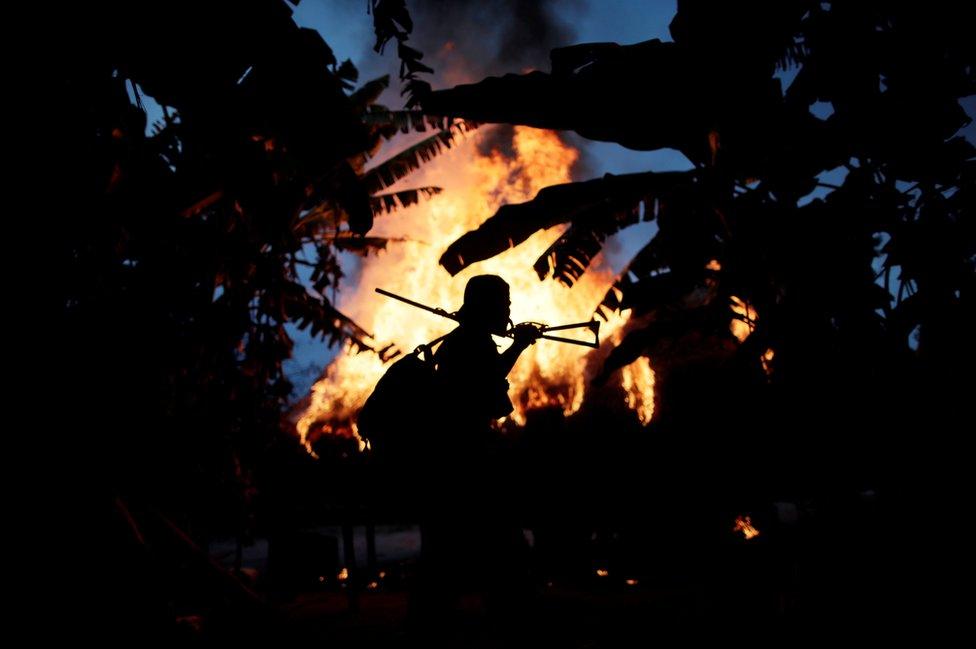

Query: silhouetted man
<box><xmin>411</xmin><ymin>274</ymin><xmax>540</xmax><ymax>629</ymax></box>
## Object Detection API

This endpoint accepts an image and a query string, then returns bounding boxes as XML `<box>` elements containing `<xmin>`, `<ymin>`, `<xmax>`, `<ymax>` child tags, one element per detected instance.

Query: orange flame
<box><xmin>730</xmin><ymin>295</ymin><xmax>758</xmax><ymax>342</ymax></box>
<box><xmin>733</xmin><ymin>515</ymin><xmax>760</xmax><ymax>540</ymax></box>
<box><xmin>297</xmin><ymin>127</ymin><xmax>655</xmax><ymax>452</ymax></box>
<box><xmin>729</xmin><ymin>293</ymin><xmax>776</xmax><ymax>376</ymax></box>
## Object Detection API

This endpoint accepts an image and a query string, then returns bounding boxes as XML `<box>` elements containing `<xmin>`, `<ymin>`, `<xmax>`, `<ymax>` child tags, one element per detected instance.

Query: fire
<box><xmin>733</xmin><ymin>515</ymin><xmax>761</xmax><ymax>540</ymax></box>
<box><xmin>297</xmin><ymin>126</ymin><xmax>655</xmax><ymax>452</ymax></box>
<box><xmin>730</xmin><ymin>295</ymin><xmax>758</xmax><ymax>342</ymax></box>
<box><xmin>728</xmin><ymin>292</ymin><xmax>776</xmax><ymax>376</ymax></box>
<box><xmin>620</xmin><ymin>356</ymin><xmax>656</xmax><ymax>424</ymax></box>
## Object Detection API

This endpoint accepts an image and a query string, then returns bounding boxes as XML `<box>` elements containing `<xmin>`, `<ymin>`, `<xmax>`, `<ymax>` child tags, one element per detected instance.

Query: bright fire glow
<box><xmin>730</xmin><ymin>296</ymin><xmax>758</xmax><ymax>342</ymax></box>
<box><xmin>297</xmin><ymin>127</ymin><xmax>655</xmax><ymax>452</ymax></box>
<box><xmin>730</xmin><ymin>295</ymin><xmax>776</xmax><ymax>375</ymax></box>
<box><xmin>733</xmin><ymin>515</ymin><xmax>761</xmax><ymax>540</ymax></box>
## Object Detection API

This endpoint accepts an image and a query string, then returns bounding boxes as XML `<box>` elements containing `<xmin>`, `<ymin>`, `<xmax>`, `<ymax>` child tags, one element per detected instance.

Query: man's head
<box><xmin>457</xmin><ymin>274</ymin><xmax>511</xmax><ymax>335</ymax></box>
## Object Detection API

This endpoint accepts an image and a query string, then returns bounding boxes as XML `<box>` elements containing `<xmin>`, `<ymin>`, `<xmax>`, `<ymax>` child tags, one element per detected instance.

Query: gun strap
<box><xmin>416</xmin><ymin>332</ymin><xmax>449</xmax><ymax>363</ymax></box>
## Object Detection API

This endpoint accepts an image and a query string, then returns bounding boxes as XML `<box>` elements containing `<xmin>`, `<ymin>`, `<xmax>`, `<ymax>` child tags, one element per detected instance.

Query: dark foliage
<box><xmin>422</xmin><ymin>2</ymin><xmax>976</xmax><ymax>613</ymax></box>
<box><xmin>43</xmin><ymin>0</ymin><xmax>445</xmax><ymax>637</ymax></box>
<box><xmin>38</xmin><ymin>0</ymin><xmax>975</xmax><ymax>637</ymax></box>
<box><xmin>424</xmin><ymin>0</ymin><xmax>975</xmax><ymax>431</ymax></box>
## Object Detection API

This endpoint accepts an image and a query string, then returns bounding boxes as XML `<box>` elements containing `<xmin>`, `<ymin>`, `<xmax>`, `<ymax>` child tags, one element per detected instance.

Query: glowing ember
<box><xmin>595</xmin><ymin>569</ymin><xmax>609</xmax><ymax>577</ymax></box>
<box><xmin>733</xmin><ymin>515</ymin><xmax>761</xmax><ymax>540</ymax></box>
<box><xmin>729</xmin><ymin>294</ymin><xmax>775</xmax><ymax>375</ymax></box>
<box><xmin>730</xmin><ymin>296</ymin><xmax>758</xmax><ymax>342</ymax></box>
<box><xmin>337</xmin><ymin>567</ymin><xmax>349</xmax><ymax>582</ymax></box>
<box><xmin>625</xmin><ymin>578</ymin><xmax>639</xmax><ymax>586</ymax></box>
<box><xmin>620</xmin><ymin>356</ymin><xmax>656</xmax><ymax>424</ymax></box>
<box><xmin>297</xmin><ymin>127</ymin><xmax>655</xmax><ymax>452</ymax></box>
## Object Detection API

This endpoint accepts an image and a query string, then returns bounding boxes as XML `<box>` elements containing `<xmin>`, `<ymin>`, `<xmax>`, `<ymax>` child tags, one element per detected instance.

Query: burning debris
<box><xmin>730</xmin><ymin>296</ymin><xmax>759</xmax><ymax>343</ymax></box>
<box><xmin>298</xmin><ymin>126</ymin><xmax>656</xmax><ymax>452</ymax></box>
<box><xmin>733</xmin><ymin>516</ymin><xmax>761</xmax><ymax>541</ymax></box>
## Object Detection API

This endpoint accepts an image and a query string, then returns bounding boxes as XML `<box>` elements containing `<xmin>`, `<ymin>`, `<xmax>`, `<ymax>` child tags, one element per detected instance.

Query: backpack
<box><xmin>357</xmin><ymin>336</ymin><xmax>446</xmax><ymax>463</ymax></box>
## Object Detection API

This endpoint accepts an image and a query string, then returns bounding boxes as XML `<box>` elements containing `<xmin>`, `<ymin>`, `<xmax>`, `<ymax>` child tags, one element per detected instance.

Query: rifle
<box><xmin>375</xmin><ymin>287</ymin><xmax>601</xmax><ymax>348</ymax></box>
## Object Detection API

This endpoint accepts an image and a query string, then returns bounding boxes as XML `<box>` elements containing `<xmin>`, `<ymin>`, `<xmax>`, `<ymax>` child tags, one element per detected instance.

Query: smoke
<box><xmin>407</xmin><ymin>0</ymin><xmax>585</xmax><ymax>170</ymax></box>
<box><xmin>295</xmin><ymin>1</ymin><xmax>586</xmax><ymax>168</ymax></box>
<box><xmin>409</xmin><ymin>0</ymin><xmax>580</xmax><ymax>83</ymax></box>
<box><xmin>294</xmin><ymin>1</ymin><xmax>578</xmax><ymax>101</ymax></box>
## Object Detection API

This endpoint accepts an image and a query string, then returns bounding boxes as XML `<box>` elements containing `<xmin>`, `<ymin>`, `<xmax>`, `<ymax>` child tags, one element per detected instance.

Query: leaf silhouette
<box><xmin>440</xmin><ymin>171</ymin><xmax>693</xmax><ymax>277</ymax></box>
<box><xmin>370</xmin><ymin>186</ymin><xmax>442</xmax><ymax>215</ymax></box>
<box><xmin>363</xmin><ymin>121</ymin><xmax>476</xmax><ymax>194</ymax></box>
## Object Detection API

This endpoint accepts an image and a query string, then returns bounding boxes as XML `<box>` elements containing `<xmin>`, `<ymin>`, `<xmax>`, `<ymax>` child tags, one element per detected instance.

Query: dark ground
<box><xmin>191</xmin><ymin>498</ymin><xmax>958</xmax><ymax>647</ymax></box>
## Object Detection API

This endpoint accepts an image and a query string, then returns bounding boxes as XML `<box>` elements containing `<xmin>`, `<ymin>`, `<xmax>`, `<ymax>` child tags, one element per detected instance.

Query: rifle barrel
<box><xmin>375</xmin><ymin>288</ymin><xmax>458</xmax><ymax>321</ymax></box>
<box><xmin>539</xmin><ymin>334</ymin><xmax>599</xmax><ymax>348</ymax></box>
<box><xmin>375</xmin><ymin>287</ymin><xmax>601</xmax><ymax>348</ymax></box>
<box><xmin>541</xmin><ymin>320</ymin><xmax>600</xmax><ymax>334</ymax></box>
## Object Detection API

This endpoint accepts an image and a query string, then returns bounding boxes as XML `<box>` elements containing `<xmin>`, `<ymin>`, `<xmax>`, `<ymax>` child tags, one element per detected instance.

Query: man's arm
<box><xmin>498</xmin><ymin>324</ymin><xmax>541</xmax><ymax>376</ymax></box>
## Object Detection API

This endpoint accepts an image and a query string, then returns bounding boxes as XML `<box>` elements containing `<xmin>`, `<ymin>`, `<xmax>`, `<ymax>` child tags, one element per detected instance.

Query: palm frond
<box><xmin>594</xmin><ymin>172</ymin><xmax>734</xmax><ymax>321</ymax></box>
<box><xmin>349</xmin><ymin>75</ymin><xmax>390</xmax><ymax>112</ymax></box>
<box><xmin>594</xmin><ymin>236</ymin><xmax>671</xmax><ymax>319</ymax></box>
<box><xmin>369</xmin><ymin>0</ymin><xmax>413</xmax><ymax>54</ymax></box>
<box><xmin>440</xmin><ymin>170</ymin><xmax>688</xmax><ymax>277</ymax></box>
<box><xmin>363</xmin><ymin>107</ymin><xmax>455</xmax><ymax>134</ymax></box>
<box><xmin>283</xmin><ymin>283</ymin><xmax>373</xmax><ymax>349</ymax></box>
<box><xmin>328</xmin><ymin>233</ymin><xmax>410</xmax><ymax>256</ymax></box>
<box><xmin>370</xmin><ymin>186</ymin><xmax>442</xmax><ymax>215</ymax></box>
<box><xmin>336</xmin><ymin>58</ymin><xmax>359</xmax><ymax>83</ymax></box>
<box><xmin>332</xmin><ymin>160</ymin><xmax>374</xmax><ymax>235</ymax></box>
<box><xmin>293</xmin><ymin>203</ymin><xmax>337</xmax><ymax>235</ymax></box>
<box><xmin>363</xmin><ymin>120</ymin><xmax>476</xmax><ymax>193</ymax></box>
<box><xmin>533</xmin><ymin>201</ymin><xmax>642</xmax><ymax>286</ymax></box>
<box><xmin>593</xmin><ymin>303</ymin><xmax>733</xmax><ymax>385</ymax></box>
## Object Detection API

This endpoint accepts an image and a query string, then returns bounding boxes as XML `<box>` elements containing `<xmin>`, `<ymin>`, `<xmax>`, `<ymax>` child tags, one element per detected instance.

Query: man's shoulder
<box><xmin>436</xmin><ymin>327</ymin><xmax>498</xmax><ymax>364</ymax></box>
